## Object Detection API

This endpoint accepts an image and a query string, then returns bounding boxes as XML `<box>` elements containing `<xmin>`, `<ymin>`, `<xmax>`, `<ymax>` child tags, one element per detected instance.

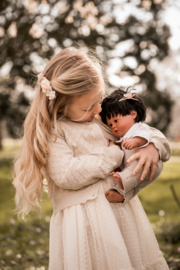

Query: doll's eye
<box><xmin>114</xmin><ymin>120</ymin><xmax>118</xmax><ymax>123</ymax></box>
<box><xmin>109</xmin><ymin>124</ymin><xmax>112</xmax><ymax>127</ymax></box>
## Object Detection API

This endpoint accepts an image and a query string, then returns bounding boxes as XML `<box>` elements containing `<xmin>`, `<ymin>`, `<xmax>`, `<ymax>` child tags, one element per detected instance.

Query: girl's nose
<box><xmin>93</xmin><ymin>103</ymin><xmax>102</xmax><ymax>114</ymax></box>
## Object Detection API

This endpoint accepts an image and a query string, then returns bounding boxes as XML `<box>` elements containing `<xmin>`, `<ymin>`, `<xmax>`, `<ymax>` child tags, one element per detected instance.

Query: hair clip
<box><xmin>119</xmin><ymin>92</ymin><xmax>137</xmax><ymax>102</ymax></box>
<box><xmin>119</xmin><ymin>86</ymin><xmax>138</xmax><ymax>102</ymax></box>
<box><xmin>38</xmin><ymin>73</ymin><xmax>56</xmax><ymax>100</ymax></box>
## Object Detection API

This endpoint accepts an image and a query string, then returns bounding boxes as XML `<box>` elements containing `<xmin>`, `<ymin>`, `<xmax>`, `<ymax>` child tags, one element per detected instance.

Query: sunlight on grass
<box><xmin>0</xmin><ymin>140</ymin><xmax>21</xmax><ymax>159</ymax></box>
<box><xmin>139</xmin><ymin>162</ymin><xmax>180</xmax><ymax>224</ymax></box>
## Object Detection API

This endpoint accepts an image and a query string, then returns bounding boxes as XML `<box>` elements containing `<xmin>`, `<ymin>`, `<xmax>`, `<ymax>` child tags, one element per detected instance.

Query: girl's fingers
<box><xmin>127</xmin><ymin>152</ymin><xmax>141</xmax><ymax>163</ymax></box>
<box><xmin>139</xmin><ymin>161</ymin><xmax>151</xmax><ymax>181</ymax></box>
<box><xmin>149</xmin><ymin>162</ymin><xmax>157</xmax><ymax>180</ymax></box>
<box><xmin>132</xmin><ymin>159</ymin><xmax>145</xmax><ymax>176</ymax></box>
<box><xmin>131</xmin><ymin>152</ymin><xmax>147</xmax><ymax>175</ymax></box>
<box><xmin>128</xmin><ymin>143</ymin><xmax>159</xmax><ymax>180</ymax></box>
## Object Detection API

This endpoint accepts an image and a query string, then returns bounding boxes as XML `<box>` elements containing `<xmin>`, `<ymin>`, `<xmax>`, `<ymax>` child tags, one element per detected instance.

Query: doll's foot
<box><xmin>105</xmin><ymin>190</ymin><xmax>124</xmax><ymax>203</ymax></box>
<box><xmin>110</xmin><ymin>172</ymin><xmax>124</xmax><ymax>190</ymax></box>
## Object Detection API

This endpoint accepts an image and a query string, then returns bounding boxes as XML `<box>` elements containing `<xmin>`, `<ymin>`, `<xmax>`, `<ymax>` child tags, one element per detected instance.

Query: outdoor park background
<box><xmin>0</xmin><ymin>0</ymin><xmax>180</xmax><ymax>269</ymax></box>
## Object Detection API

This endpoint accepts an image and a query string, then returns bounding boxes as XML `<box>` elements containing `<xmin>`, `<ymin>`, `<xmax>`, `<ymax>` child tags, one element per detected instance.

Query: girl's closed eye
<box><xmin>85</xmin><ymin>98</ymin><xmax>102</xmax><ymax>112</ymax></box>
<box><xmin>84</xmin><ymin>107</ymin><xmax>92</xmax><ymax>112</ymax></box>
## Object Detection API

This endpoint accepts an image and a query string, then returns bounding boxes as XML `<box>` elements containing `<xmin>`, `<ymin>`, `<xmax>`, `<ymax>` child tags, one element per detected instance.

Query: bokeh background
<box><xmin>0</xmin><ymin>0</ymin><xmax>180</xmax><ymax>269</ymax></box>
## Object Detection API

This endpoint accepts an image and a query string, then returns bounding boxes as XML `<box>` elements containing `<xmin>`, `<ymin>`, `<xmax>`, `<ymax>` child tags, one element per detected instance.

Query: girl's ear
<box><xmin>130</xmin><ymin>110</ymin><xmax>137</xmax><ymax>119</ymax></box>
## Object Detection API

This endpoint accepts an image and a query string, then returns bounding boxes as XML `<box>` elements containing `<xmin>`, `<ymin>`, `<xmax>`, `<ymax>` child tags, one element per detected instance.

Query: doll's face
<box><xmin>106</xmin><ymin>111</ymin><xmax>137</xmax><ymax>137</ymax></box>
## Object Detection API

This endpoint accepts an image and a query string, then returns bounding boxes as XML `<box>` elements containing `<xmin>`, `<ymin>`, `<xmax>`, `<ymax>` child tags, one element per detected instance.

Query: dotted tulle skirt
<box><xmin>49</xmin><ymin>187</ymin><xmax>169</xmax><ymax>270</ymax></box>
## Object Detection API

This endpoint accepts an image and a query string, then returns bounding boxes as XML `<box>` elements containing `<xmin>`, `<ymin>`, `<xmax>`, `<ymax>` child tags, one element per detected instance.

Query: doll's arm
<box><xmin>149</xmin><ymin>126</ymin><xmax>171</xmax><ymax>162</ymax></box>
<box><xmin>109</xmin><ymin>157</ymin><xmax>163</xmax><ymax>204</ymax></box>
<box><xmin>47</xmin><ymin>135</ymin><xmax>124</xmax><ymax>190</ymax></box>
<box><xmin>122</xmin><ymin>137</ymin><xmax>147</xmax><ymax>150</ymax></box>
<box><xmin>127</xmin><ymin>127</ymin><xmax>171</xmax><ymax>181</ymax></box>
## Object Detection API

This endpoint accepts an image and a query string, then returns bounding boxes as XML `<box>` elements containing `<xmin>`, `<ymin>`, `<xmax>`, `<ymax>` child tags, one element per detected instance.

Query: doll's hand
<box><xmin>122</xmin><ymin>138</ymin><xmax>136</xmax><ymax>150</ymax></box>
<box><xmin>127</xmin><ymin>143</ymin><xmax>159</xmax><ymax>181</ymax></box>
<box><xmin>122</xmin><ymin>137</ymin><xmax>147</xmax><ymax>150</ymax></box>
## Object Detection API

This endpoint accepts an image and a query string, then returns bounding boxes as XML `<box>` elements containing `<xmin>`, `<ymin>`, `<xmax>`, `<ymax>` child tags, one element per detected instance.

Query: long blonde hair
<box><xmin>13</xmin><ymin>47</ymin><xmax>104</xmax><ymax>219</ymax></box>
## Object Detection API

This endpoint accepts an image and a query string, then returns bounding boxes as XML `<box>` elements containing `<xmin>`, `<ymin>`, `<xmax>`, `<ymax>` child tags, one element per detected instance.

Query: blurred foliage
<box><xmin>156</xmin><ymin>222</ymin><xmax>180</xmax><ymax>270</ymax></box>
<box><xmin>0</xmin><ymin>219</ymin><xmax>49</xmax><ymax>270</ymax></box>
<box><xmin>0</xmin><ymin>0</ymin><xmax>174</xmax><ymax>144</ymax></box>
<box><xmin>0</xmin><ymin>158</ymin><xmax>52</xmax><ymax>270</ymax></box>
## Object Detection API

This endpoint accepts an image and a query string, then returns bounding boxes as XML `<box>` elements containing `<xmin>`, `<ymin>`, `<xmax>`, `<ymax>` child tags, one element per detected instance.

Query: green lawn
<box><xmin>0</xmin><ymin>144</ymin><xmax>180</xmax><ymax>269</ymax></box>
<box><xmin>0</xmin><ymin>159</ymin><xmax>52</xmax><ymax>270</ymax></box>
<box><xmin>139</xmin><ymin>162</ymin><xmax>180</xmax><ymax>224</ymax></box>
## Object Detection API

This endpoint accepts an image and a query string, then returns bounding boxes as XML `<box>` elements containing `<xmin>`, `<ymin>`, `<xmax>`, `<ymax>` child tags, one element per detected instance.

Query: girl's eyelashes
<box><xmin>84</xmin><ymin>107</ymin><xmax>93</xmax><ymax>112</ymax></box>
<box><xmin>84</xmin><ymin>99</ymin><xmax>102</xmax><ymax>112</ymax></box>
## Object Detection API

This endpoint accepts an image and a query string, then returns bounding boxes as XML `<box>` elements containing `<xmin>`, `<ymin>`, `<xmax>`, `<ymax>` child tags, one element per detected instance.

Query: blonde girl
<box><xmin>13</xmin><ymin>48</ymin><xmax>170</xmax><ymax>270</ymax></box>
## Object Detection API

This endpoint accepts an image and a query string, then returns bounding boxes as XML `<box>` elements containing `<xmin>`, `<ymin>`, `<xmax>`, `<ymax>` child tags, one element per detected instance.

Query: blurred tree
<box><xmin>0</xmin><ymin>0</ymin><xmax>173</xmax><ymax>148</ymax></box>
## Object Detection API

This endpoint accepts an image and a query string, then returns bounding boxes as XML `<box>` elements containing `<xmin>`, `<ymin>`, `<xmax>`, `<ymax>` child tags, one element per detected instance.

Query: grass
<box><xmin>172</xmin><ymin>148</ymin><xmax>180</xmax><ymax>157</ymax></box>
<box><xmin>139</xmin><ymin>162</ymin><xmax>180</xmax><ymax>224</ymax></box>
<box><xmin>0</xmin><ymin>143</ymin><xmax>180</xmax><ymax>269</ymax></box>
<box><xmin>0</xmin><ymin>159</ymin><xmax>52</xmax><ymax>270</ymax></box>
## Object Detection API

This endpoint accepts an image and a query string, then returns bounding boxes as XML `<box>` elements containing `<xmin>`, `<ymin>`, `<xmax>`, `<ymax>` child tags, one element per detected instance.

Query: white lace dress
<box><xmin>47</xmin><ymin>119</ymin><xmax>169</xmax><ymax>270</ymax></box>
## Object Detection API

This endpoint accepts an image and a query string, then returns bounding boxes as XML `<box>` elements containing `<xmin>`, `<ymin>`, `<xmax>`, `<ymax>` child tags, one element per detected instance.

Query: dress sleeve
<box><xmin>149</xmin><ymin>126</ymin><xmax>171</xmax><ymax>162</ymax></box>
<box><xmin>47</xmin><ymin>134</ymin><xmax>124</xmax><ymax>190</ymax></box>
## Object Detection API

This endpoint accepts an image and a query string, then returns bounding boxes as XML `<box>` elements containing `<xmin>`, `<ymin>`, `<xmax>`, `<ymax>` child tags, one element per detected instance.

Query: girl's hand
<box><xmin>127</xmin><ymin>143</ymin><xmax>159</xmax><ymax>181</ymax></box>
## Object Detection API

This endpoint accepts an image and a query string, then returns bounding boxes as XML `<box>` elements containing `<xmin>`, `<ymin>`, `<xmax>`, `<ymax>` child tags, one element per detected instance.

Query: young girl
<box><xmin>100</xmin><ymin>88</ymin><xmax>163</xmax><ymax>204</ymax></box>
<box><xmin>13</xmin><ymin>47</ymin><xmax>170</xmax><ymax>270</ymax></box>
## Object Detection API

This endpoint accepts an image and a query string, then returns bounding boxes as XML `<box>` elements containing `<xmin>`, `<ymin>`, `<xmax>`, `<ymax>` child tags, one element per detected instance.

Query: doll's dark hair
<box><xmin>100</xmin><ymin>88</ymin><xmax>146</xmax><ymax>125</ymax></box>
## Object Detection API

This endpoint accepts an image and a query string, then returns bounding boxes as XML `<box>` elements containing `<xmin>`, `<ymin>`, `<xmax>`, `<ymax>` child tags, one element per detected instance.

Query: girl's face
<box><xmin>106</xmin><ymin>111</ymin><xmax>137</xmax><ymax>137</ymax></box>
<box><xmin>66</xmin><ymin>89</ymin><xmax>103</xmax><ymax>122</ymax></box>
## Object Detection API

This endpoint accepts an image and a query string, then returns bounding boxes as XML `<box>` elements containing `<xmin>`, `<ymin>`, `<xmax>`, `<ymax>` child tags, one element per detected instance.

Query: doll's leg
<box><xmin>110</xmin><ymin>172</ymin><xmax>124</xmax><ymax>189</ymax></box>
<box><xmin>105</xmin><ymin>190</ymin><xmax>124</xmax><ymax>203</ymax></box>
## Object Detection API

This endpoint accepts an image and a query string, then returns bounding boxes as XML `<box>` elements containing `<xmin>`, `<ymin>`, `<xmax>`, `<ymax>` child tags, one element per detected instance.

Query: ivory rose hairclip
<box><xmin>38</xmin><ymin>73</ymin><xmax>56</xmax><ymax>100</ymax></box>
<box><xmin>119</xmin><ymin>86</ymin><xmax>137</xmax><ymax>102</ymax></box>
